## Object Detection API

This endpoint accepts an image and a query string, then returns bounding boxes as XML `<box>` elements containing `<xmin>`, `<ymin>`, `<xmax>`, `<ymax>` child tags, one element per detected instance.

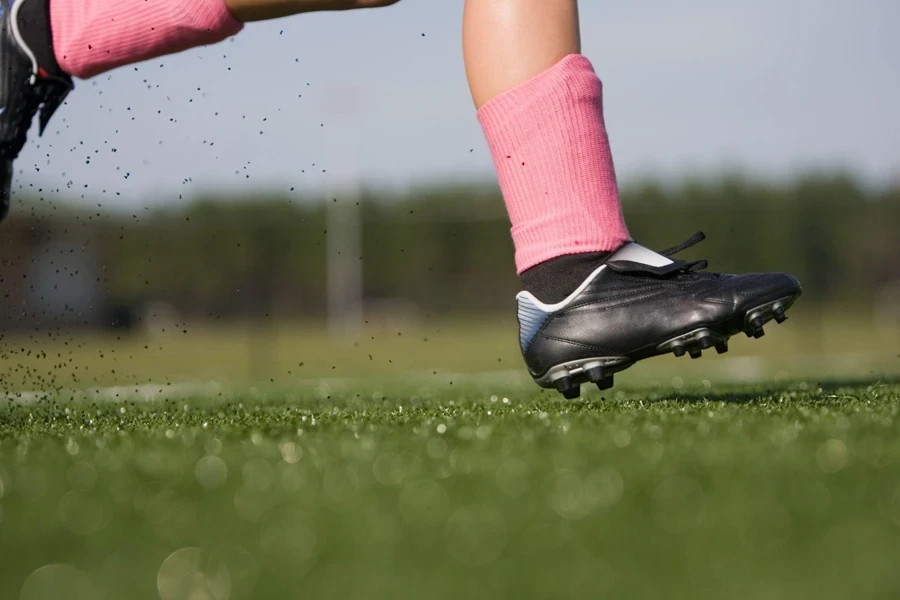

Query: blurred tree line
<box><xmin>11</xmin><ymin>173</ymin><xmax>900</xmax><ymax>324</ymax></box>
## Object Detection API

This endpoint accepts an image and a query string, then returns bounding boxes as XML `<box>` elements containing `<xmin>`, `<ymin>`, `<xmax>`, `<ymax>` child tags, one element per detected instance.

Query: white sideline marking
<box><xmin>3</xmin><ymin>382</ymin><xmax>224</xmax><ymax>406</ymax></box>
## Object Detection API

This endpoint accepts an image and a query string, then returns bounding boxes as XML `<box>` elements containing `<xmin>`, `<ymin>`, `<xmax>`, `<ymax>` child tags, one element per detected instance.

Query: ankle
<box><xmin>521</xmin><ymin>251</ymin><xmax>613</xmax><ymax>304</ymax></box>
<box><xmin>16</xmin><ymin>0</ymin><xmax>66</xmax><ymax>79</ymax></box>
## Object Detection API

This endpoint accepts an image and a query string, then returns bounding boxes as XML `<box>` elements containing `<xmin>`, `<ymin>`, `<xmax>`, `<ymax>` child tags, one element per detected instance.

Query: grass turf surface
<box><xmin>2</xmin><ymin>380</ymin><xmax>900</xmax><ymax>599</ymax></box>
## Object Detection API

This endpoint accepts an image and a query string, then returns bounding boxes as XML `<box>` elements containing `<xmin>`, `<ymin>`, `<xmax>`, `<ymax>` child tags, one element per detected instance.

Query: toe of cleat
<box><xmin>773</xmin><ymin>304</ymin><xmax>787</xmax><ymax>324</ymax></box>
<box><xmin>747</xmin><ymin>316</ymin><xmax>765</xmax><ymax>338</ymax></box>
<box><xmin>742</xmin><ymin>296</ymin><xmax>795</xmax><ymax>339</ymax></box>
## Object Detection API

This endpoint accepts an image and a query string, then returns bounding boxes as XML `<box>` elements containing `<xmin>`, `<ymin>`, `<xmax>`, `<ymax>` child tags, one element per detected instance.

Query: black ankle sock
<box><xmin>521</xmin><ymin>251</ymin><xmax>613</xmax><ymax>304</ymax></box>
<box><xmin>18</xmin><ymin>0</ymin><xmax>65</xmax><ymax>77</ymax></box>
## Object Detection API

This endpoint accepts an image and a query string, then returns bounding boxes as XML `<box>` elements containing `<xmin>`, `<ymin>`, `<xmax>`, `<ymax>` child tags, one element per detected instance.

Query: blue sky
<box><xmin>16</xmin><ymin>0</ymin><xmax>900</xmax><ymax>209</ymax></box>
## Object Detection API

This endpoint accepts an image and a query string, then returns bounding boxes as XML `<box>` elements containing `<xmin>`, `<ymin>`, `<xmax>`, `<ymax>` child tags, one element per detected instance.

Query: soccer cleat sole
<box><xmin>742</xmin><ymin>295</ymin><xmax>794</xmax><ymax>337</ymax></box>
<box><xmin>534</xmin><ymin>294</ymin><xmax>800</xmax><ymax>399</ymax></box>
<box><xmin>535</xmin><ymin>357</ymin><xmax>633</xmax><ymax>399</ymax></box>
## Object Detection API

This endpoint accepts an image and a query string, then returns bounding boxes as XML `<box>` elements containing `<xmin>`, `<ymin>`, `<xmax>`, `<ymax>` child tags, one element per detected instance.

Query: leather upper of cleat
<box><xmin>703</xmin><ymin>272</ymin><xmax>802</xmax><ymax>310</ymax></box>
<box><xmin>0</xmin><ymin>0</ymin><xmax>73</xmax><ymax>160</ymax></box>
<box><xmin>516</xmin><ymin>232</ymin><xmax>802</xmax><ymax>378</ymax></box>
<box><xmin>0</xmin><ymin>0</ymin><xmax>73</xmax><ymax>219</ymax></box>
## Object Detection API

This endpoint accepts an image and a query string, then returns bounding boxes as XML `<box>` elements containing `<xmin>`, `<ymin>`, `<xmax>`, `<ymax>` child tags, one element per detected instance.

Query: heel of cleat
<box><xmin>585</xmin><ymin>364</ymin><xmax>614</xmax><ymax>392</ymax></box>
<box><xmin>535</xmin><ymin>357</ymin><xmax>632</xmax><ymax>399</ymax></box>
<box><xmin>553</xmin><ymin>376</ymin><xmax>581</xmax><ymax>399</ymax></box>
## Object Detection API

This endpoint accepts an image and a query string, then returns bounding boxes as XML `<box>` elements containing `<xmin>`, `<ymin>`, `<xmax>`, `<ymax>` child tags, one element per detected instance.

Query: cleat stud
<box><xmin>752</xmin><ymin>327</ymin><xmax>765</xmax><ymax>339</ymax></box>
<box><xmin>689</xmin><ymin>348</ymin><xmax>702</xmax><ymax>359</ymax></box>
<box><xmin>596</xmin><ymin>375</ymin><xmax>614</xmax><ymax>391</ymax></box>
<box><xmin>698</xmin><ymin>336</ymin><xmax>714</xmax><ymax>350</ymax></box>
<box><xmin>554</xmin><ymin>376</ymin><xmax>580</xmax><ymax>399</ymax></box>
<box><xmin>554</xmin><ymin>375</ymin><xmax>575</xmax><ymax>393</ymax></box>
<box><xmin>561</xmin><ymin>385</ymin><xmax>581</xmax><ymax>400</ymax></box>
<box><xmin>773</xmin><ymin>305</ymin><xmax>786</xmax><ymax>324</ymax></box>
<box><xmin>749</xmin><ymin>316</ymin><xmax>764</xmax><ymax>330</ymax></box>
<box><xmin>584</xmin><ymin>365</ymin><xmax>607</xmax><ymax>383</ymax></box>
<box><xmin>672</xmin><ymin>344</ymin><xmax>686</xmax><ymax>358</ymax></box>
<box><xmin>715</xmin><ymin>340</ymin><xmax>729</xmax><ymax>354</ymax></box>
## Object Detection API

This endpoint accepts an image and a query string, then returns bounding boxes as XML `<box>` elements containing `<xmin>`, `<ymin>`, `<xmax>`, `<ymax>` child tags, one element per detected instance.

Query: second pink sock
<box><xmin>478</xmin><ymin>54</ymin><xmax>630</xmax><ymax>274</ymax></box>
<box><xmin>51</xmin><ymin>0</ymin><xmax>243</xmax><ymax>79</ymax></box>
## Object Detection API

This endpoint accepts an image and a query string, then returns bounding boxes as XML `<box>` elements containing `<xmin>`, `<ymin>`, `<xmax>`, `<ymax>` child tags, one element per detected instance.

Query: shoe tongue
<box><xmin>607</xmin><ymin>242</ymin><xmax>674</xmax><ymax>267</ymax></box>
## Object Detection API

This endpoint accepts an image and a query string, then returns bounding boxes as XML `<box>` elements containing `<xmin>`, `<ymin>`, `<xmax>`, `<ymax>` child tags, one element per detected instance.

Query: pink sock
<box><xmin>50</xmin><ymin>0</ymin><xmax>243</xmax><ymax>79</ymax></box>
<box><xmin>477</xmin><ymin>54</ymin><xmax>631</xmax><ymax>274</ymax></box>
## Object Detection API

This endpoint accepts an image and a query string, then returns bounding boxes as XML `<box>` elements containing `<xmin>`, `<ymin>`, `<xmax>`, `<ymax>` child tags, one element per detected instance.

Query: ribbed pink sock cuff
<box><xmin>51</xmin><ymin>0</ymin><xmax>243</xmax><ymax>79</ymax></box>
<box><xmin>478</xmin><ymin>54</ymin><xmax>630</xmax><ymax>274</ymax></box>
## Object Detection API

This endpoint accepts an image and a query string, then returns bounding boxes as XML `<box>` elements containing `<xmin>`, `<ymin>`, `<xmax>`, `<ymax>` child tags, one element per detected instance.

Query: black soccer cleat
<box><xmin>0</xmin><ymin>0</ymin><xmax>72</xmax><ymax>221</ymax></box>
<box><xmin>517</xmin><ymin>232</ymin><xmax>802</xmax><ymax>399</ymax></box>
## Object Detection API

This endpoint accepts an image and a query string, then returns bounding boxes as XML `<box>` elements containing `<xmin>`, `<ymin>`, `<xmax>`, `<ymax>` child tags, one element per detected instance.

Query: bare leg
<box><xmin>225</xmin><ymin>0</ymin><xmax>400</xmax><ymax>22</ymax></box>
<box><xmin>467</xmin><ymin>0</ymin><xmax>630</xmax><ymax>296</ymax></box>
<box><xmin>464</xmin><ymin>0</ymin><xmax>581</xmax><ymax>108</ymax></box>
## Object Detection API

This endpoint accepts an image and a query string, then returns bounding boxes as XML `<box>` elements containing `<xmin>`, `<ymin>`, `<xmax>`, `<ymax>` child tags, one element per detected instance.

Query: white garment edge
<box><xmin>515</xmin><ymin>242</ymin><xmax>674</xmax><ymax>313</ymax></box>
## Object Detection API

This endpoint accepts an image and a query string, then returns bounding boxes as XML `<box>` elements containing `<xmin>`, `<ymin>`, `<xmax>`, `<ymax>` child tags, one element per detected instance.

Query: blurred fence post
<box><xmin>248</xmin><ymin>221</ymin><xmax>278</xmax><ymax>381</ymax></box>
<box><xmin>323</xmin><ymin>83</ymin><xmax>365</xmax><ymax>336</ymax></box>
<box><xmin>326</xmin><ymin>185</ymin><xmax>363</xmax><ymax>335</ymax></box>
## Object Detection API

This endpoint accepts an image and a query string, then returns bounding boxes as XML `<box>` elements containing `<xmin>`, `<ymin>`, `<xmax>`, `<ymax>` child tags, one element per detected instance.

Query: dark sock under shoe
<box><xmin>520</xmin><ymin>251</ymin><xmax>613</xmax><ymax>304</ymax></box>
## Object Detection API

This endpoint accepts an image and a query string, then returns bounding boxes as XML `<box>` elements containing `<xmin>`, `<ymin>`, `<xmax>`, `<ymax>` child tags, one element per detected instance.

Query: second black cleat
<box><xmin>516</xmin><ymin>232</ymin><xmax>802</xmax><ymax>399</ymax></box>
<box><xmin>0</xmin><ymin>0</ymin><xmax>73</xmax><ymax>221</ymax></box>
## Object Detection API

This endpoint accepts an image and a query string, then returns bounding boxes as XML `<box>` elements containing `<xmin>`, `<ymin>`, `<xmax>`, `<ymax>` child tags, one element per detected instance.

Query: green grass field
<box><xmin>2</xmin><ymin>379</ymin><xmax>900</xmax><ymax>599</ymax></box>
<box><xmin>1</xmin><ymin>313</ymin><xmax>899</xmax><ymax>599</ymax></box>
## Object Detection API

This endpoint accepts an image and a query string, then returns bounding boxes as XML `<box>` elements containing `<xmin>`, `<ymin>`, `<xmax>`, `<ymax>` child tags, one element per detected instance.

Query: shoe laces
<box><xmin>0</xmin><ymin>74</ymin><xmax>71</xmax><ymax>159</ymax></box>
<box><xmin>608</xmin><ymin>232</ymin><xmax>711</xmax><ymax>277</ymax></box>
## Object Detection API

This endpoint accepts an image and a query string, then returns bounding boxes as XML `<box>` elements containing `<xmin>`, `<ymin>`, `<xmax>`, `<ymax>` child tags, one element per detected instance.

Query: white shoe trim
<box><xmin>10</xmin><ymin>0</ymin><xmax>39</xmax><ymax>83</ymax></box>
<box><xmin>514</xmin><ymin>242</ymin><xmax>674</xmax><ymax>312</ymax></box>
